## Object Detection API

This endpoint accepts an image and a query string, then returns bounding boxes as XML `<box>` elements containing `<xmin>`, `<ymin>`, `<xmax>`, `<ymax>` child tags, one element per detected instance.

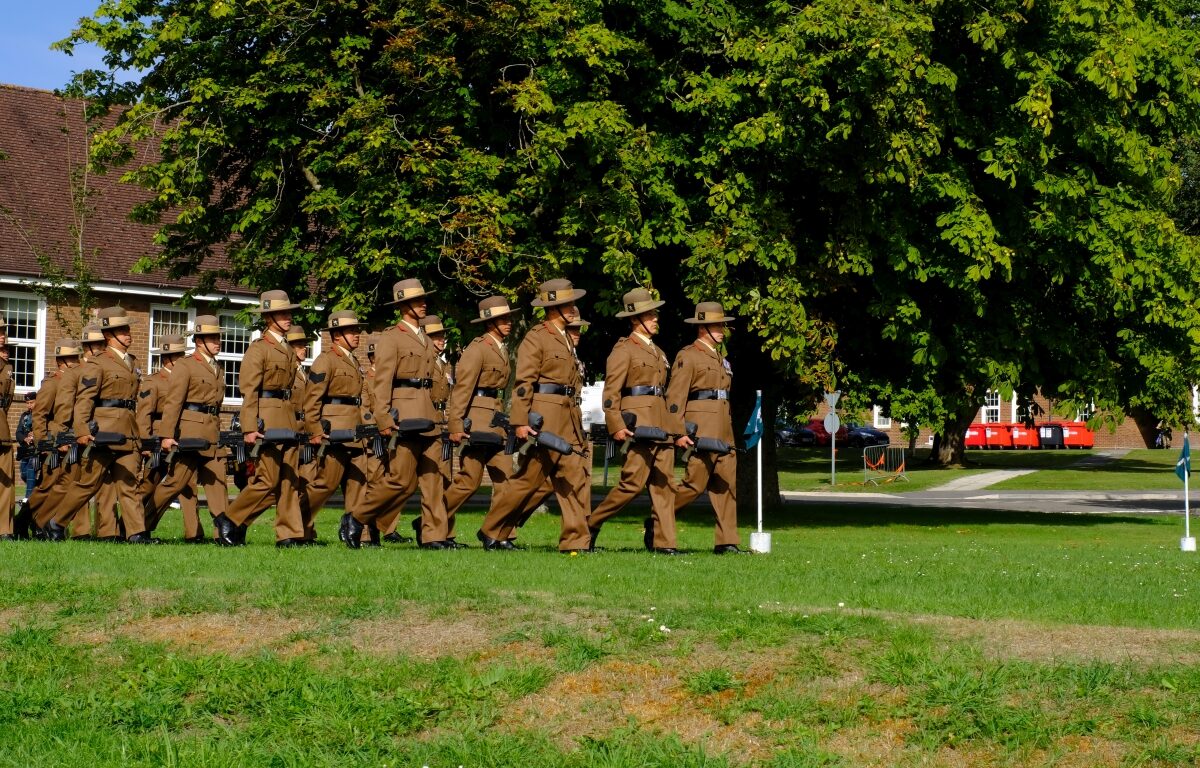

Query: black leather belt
<box><xmin>185</xmin><ymin>402</ymin><xmax>220</xmax><ymax>416</ymax></box>
<box><xmin>260</xmin><ymin>389</ymin><xmax>292</xmax><ymax>399</ymax></box>
<box><xmin>97</xmin><ymin>398</ymin><xmax>136</xmax><ymax>409</ymax></box>
<box><xmin>623</xmin><ymin>385</ymin><xmax>665</xmax><ymax>397</ymax></box>
<box><xmin>393</xmin><ymin>378</ymin><xmax>433</xmax><ymax>389</ymax></box>
<box><xmin>534</xmin><ymin>383</ymin><xmax>576</xmax><ymax>397</ymax></box>
<box><xmin>474</xmin><ymin>387</ymin><xmax>500</xmax><ymax>398</ymax></box>
<box><xmin>322</xmin><ymin>396</ymin><xmax>361</xmax><ymax>406</ymax></box>
<box><xmin>688</xmin><ymin>389</ymin><xmax>730</xmax><ymax>401</ymax></box>
<box><xmin>150</xmin><ymin>412</ymin><xmax>163</xmax><ymax>421</ymax></box>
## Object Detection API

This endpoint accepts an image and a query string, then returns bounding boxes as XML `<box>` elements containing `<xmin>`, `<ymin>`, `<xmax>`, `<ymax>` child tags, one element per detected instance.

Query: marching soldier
<box><xmin>298</xmin><ymin>310</ymin><xmax>378</xmax><ymax>548</ymax></box>
<box><xmin>216</xmin><ymin>290</ymin><xmax>307</xmax><ymax>548</ymax></box>
<box><xmin>587</xmin><ymin>289</ymin><xmax>682</xmax><ymax>553</ymax></box>
<box><xmin>443</xmin><ymin>297</ymin><xmax>520</xmax><ymax>540</ymax></box>
<box><xmin>57</xmin><ymin>307</ymin><xmax>151</xmax><ymax>543</ymax></box>
<box><xmin>136</xmin><ymin>334</ymin><xmax>202</xmax><ymax>541</ymax></box>
<box><xmin>0</xmin><ymin>318</ymin><xmax>13</xmax><ymax>539</ymax></box>
<box><xmin>144</xmin><ymin>316</ymin><xmax>227</xmax><ymax>542</ymax></box>
<box><xmin>477</xmin><ymin>278</ymin><xmax>592</xmax><ymax>552</ymax></box>
<box><xmin>358</xmin><ymin>279</ymin><xmax>448</xmax><ymax>549</ymax></box>
<box><xmin>668</xmin><ymin>302</ymin><xmax>744</xmax><ymax>554</ymax></box>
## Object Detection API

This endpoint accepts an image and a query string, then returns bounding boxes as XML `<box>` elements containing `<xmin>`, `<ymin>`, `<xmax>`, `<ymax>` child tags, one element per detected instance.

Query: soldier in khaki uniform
<box><xmin>0</xmin><ymin>318</ymin><xmax>14</xmax><ymax>539</ymax></box>
<box><xmin>587</xmin><ymin>289</ymin><xmax>682</xmax><ymax>553</ymax></box>
<box><xmin>136</xmin><ymin>334</ymin><xmax>202</xmax><ymax>540</ymax></box>
<box><xmin>56</xmin><ymin>307</ymin><xmax>152</xmax><ymax>542</ymax></box>
<box><xmin>145</xmin><ymin>317</ymin><xmax>227</xmax><ymax>542</ymax></box>
<box><xmin>298</xmin><ymin>310</ymin><xmax>378</xmax><ymax>548</ymax></box>
<box><xmin>358</xmin><ymin>279</ymin><xmax>449</xmax><ymax>549</ymax></box>
<box><xmin>216</xmin><ymin>290</ymin><xmax>307</xmax><ymax>548</ymax></box>
<box><xmin>668</xmin><ymin>302</ymin><xmax>743</xmax><ymax>554</ymax></box>
<box><xmin>444</xmin><ymin>297</ymin><xmax>519</xmax><ymax>539</ymax></box>
<box><xmin>477</xmin><ymin>278</ymin><xmax>592</xmax><ymax>552</ymax></box>
<box><xmin>13</xmin><ymin>339</ymin><xmax>82</xmax><ymax>539</ymax></box>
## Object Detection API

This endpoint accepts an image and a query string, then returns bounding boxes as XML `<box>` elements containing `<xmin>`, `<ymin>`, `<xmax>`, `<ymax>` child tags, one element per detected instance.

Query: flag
<box><xmin>743</xmin><ymin>391</ymin><xmax>763</xmax><ymax>450</ymax></box>
<box><xmin>1176</xmin><ymin>436</ymin><xmax>1191</xmax><ymax>484</ymax></box>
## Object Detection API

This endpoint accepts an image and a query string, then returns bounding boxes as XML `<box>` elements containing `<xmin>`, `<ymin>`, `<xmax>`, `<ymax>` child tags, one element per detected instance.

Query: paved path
<box><xmin>929</xmin><ymin>469</ymin><xmax>1037</xmax><ymax>491</ymax></box>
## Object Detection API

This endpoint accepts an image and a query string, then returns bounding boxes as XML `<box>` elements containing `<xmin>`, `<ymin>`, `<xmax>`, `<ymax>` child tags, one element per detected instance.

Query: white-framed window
<box><xmin>872</xmin><ymin>405</ymin><xmax>891</xmax><ymax>429</ymax></box>
<box><xmin>982</xmin><ymin>391</ymin><xmax>1001</xmax><ymax>423</ymax></box>
<box><xmin>148</xmin><ymin>304</ymin><xmax>195</xmax><ymax>373</ymax></box>
<box><xmin>0</xmin><ymin>292</ymin><xmax>46</xmax><ymax>392</ymax></box>
<box><xmin>218</xmin><ymin>312</ymin><xmax>255</xmax><ymax>404</ymax></box>
<box><xmin>1075</xmin><ymin>400</ymin><xmax>1095</xmax><ymax>422</ymax></box>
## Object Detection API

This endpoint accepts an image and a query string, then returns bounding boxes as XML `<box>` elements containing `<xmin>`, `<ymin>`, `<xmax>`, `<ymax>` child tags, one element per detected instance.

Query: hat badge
<box><xmin>626</xmin><ymin>303</ymin><xmax>635</xmax><ymax>312</ymax></box>
<box><xmin>698</xmin><ymin>311</ymin><xmax>707</xmax><ymax>320</ymax></box>
<box><xmin>483</xmin><ymin>308</ymin><xmax>493</xmax><ymax>318</ymax></box>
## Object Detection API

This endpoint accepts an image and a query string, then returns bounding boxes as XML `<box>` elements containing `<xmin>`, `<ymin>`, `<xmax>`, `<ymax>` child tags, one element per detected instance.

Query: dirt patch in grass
<box><xmin>346</xmin><ymin>613</ymin><xmax>496</xmax><ymax>660</ymax></box>
<box><xmin>1046</xmin><ymin>736</ymin><xmax>1127</xmax><ymax>767</ymax></box>
<box><xmin>0</xmin><ymin>607</ymin><xmax>27</xmax><ymax>633</ymax></box>
<box><xmin>84</xmin><ymin>610</ymin><xmax>314</xmax><ymax>655</ymax></box>
<box><xmin>904</xmin><ymin>614</ymin><xmax>1200</xmax><ymax>665</ymax></box>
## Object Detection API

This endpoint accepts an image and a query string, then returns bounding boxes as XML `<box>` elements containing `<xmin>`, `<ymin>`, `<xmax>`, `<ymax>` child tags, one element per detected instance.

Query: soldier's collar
<box><xmin>695</xmin><ymin>338</ymin><xmax>719</xmax><ymax>356</ymax></box>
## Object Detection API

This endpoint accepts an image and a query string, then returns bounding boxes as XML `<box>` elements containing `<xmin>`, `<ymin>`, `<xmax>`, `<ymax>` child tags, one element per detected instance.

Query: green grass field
<box><xmin>3</xmin><ymin>502</ymin><xmax>1200</xmax><ymax>767</ymax></box>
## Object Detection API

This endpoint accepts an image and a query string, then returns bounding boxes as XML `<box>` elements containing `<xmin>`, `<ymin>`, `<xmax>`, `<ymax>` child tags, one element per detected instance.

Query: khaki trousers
<box><xmin>360</xmin><ymin>437</ymin><xmax>447</xmax><ymax>543</ymax></box>
<box><xmin>147</xmin><ymin>455</ymin><xmax>223</xmax><ymax>538</ymax></box>
<box><xmin>90</xmin><ymin>477</ymin><xmax>122</xmax><ymax>538</ymax></box>
<box><xmin>444</xmin><ymin>446</ymin><xmax>509</xmax><ymax>538</ymax></box>
<box><xmin>480</xmin><ymin>447</ymin><xmax>591</xmax><ymax>550</ymax></box>
<box><xmin>57</xmin><ymin>449</ymin><xmax>148</xmax><ymax>538</ymax></box>
<box><xmin>300</xmin><ymin>446</ymin><xmax>375</xmax><ymax>539</ymax></box>
<box><xmin>0</xmin><ymin>446</ymin><xmax>12</xmax><ymax>537</ymax></box>
<box><xmin>673</xmin><ymin>451</ymin><xmax>739</xmax><ymax>546</ymax></box>
<box><xmin>589</xmin><ymin>442</ymin><xmax>677</xmax><ymax>548</ymax></box>
<box><xmin>29</xmin><ymin>460</ymin><xmax>69</xmax><ymax>528</ymax></box>
<box><xmin>225</xmin><ymin>444</ymin><xmax>304</xmax><ymax>542</ymax></box>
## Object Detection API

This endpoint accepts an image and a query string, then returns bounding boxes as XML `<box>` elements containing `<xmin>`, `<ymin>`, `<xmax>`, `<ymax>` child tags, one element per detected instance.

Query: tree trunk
<box><xmin>929</xmin><ymin>404</ymin><xmax>981</xmax><ymax>468</ymax></box>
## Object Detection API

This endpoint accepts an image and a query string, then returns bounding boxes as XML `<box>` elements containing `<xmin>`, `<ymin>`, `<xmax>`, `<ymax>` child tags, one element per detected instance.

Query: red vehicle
<box><xmin>805</xmin><ymin>417</ymin><xmax>848</xmax><ymax>447</ymax></box>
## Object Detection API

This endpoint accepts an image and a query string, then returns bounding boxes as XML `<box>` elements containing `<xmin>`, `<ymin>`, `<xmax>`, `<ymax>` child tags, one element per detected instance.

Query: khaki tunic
<box><xmin>444</xmin><ymin>333</ymin><xmax>511</xmax><ymax>523</ymax></box>
<box><xmin>225</xmin><ymin>333</ymin><xmax>304</xmax><ymax>542</ymax></box>
<box><xmin>666</xmin><ymin>340</ymin><xmax>739</xmax><ymax>547</ymax></box>
<box><xmin>361</xmin><ymin>321</ymin><xmax>447</xmax><ymax>543</ymax></box>
<box><xmin>136</xmin><ymin>368</ymin><xmax>200</xmax><ymax>536</ymax></box>
<box><xmin>588</xmin><ymin>334</ymin><xmax>679</xmax><ymax>547</ymax></box>
<box><xmin>480</xmin><ymin>321</ymin><xmax>590</xmax><ymax>550</ymax></box>
<box><xmin>147</xmin><ymin>353</ymin><xmax>226</xmax><ymax>538</ymax></box>
<box><xmin>58</xmin><ymin>347</ymin><xmax>147</xmax><ymax>537</ymax></box>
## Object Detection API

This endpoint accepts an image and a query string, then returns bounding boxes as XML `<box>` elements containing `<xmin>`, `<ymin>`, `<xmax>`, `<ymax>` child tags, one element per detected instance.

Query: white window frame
<box><xmin>872</xmin><ymin>405</ymin><xmax>891</xmax><ymax>429</ymax></box>
<box><xmin>217</xmin><ymin>311</ymin><xmax>257</xmax><ymax>406</ymax></box>
<box><xmin>0</xmin><ymin>290</ymin><xmax>47</xmax><ymax>393</ymax></box>
<box><xmin>148</xmin><ymin>304</ymin><xmax>195</xmax><ymax>373</ymax></box>
<box><xmin>982</xmin><ymin>391</ymin><xmax>1001</xmax><ymax>423</ymax></box>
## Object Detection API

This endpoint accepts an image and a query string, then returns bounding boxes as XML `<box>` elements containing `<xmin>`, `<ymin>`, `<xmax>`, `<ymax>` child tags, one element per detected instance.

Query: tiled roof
<box><xmin>0</xmin><ymin>83</ymin><xmax>248</xmax><ymax>295</ymax></box>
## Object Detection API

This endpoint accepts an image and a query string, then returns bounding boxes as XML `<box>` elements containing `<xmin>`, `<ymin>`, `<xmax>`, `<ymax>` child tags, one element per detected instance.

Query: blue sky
<box><xmin>0</xmin><ymin>1</ymin><xmax>117</xmax><ymax>91</ymax></box>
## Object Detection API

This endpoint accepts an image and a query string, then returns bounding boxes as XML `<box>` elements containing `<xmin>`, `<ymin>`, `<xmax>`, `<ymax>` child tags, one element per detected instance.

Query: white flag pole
<box><xmin>750</xmin><ymin>390</ymin><xmax>771</xmax><ymax>554</ymax></box>
<box><xmin>1184</xmin><ymin>432</ymin><xmax>1195</xmax><ymax>552</ymax></box>
<box><xmin>757</xmin><ymin>393</ymin><xmax>763</xmax><ymax>536</ymax></box>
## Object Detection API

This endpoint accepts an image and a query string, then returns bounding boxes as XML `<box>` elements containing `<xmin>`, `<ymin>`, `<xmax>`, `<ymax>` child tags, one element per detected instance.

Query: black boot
<box><xmin>13</xmin><ymin>500</ymin><xmax>33</xmax><ymax>540</ymax></box>
<box><xmin>46</xmin><ymin>520</ymin><xmax>67</xmax><ymax>542</ymax></box>
<box><xmin>214</xmin><ymin>514</ymin><xmax>244</xmax><ymax>547</ymax></box>
<box><xmin>366</xmin><ymin>523</ymin><xmax>382</xmax><ymax>548</ymax></box>
<box><xmin>588</xmin><ymin>526</ymin><xmax>601</xmax><ymax>552</ymax></box>
<box><xmin>338</xmin><ymin>513</ymin><xmax>351</xmax><ymax>544</ymax></box>
<box><xmin>411</xmin><ymin>517</ymin><xmax>423</xmax><ymax>547</ymax></box>
<box><xmin>344</xmin><ymin>516</ymin><xmax>365</xmax><ymax>549</ymax></box>
<box><xmin>643</xmin><ymin>517</ymin><xmax>654</xmax><ymax>552</ymax></box>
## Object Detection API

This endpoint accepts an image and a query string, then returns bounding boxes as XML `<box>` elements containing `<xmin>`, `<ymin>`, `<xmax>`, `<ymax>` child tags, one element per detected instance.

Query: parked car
<box><xmin>844</xmin><ymin>422</ymin><xmax>889</xmax><ymax>448</ymax></box>
<box><xmin>805</xmin><ymin>418</ymin><xmax>848</xmax><ymax>447</ymax></box>
<box><xmin>776</xmin><ymin>420</ymin><xmax>815</xmax><ymax>447</ymax></box>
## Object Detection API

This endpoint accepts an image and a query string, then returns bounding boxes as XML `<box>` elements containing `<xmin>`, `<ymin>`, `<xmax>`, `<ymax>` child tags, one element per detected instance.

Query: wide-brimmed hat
<box><xmin>54</xmin><ymin>339</ymin><xmax>83</xmax><ymax>357</ymax></box>
<box><xmin>157</xmin><ymin>334</ymin><xmax>188</xmax><ymax>355</ymax></box>
<box><xmin>614</xmin><ymin>287</ymin><xmax>665</xmax><ymax>318</ymax></box>
<box><xmin>531</xmin><ymin>278</ymin><xmax>586</xmax><ymax>308</ymax></box>
<box><xmin>683</xmin><ymin>301</ymin><xmax>737</xmax><ymax>325</ymax></box>
<box><xmin>188</xmin><ymin>315</ymin><xmax>222</xmax><ymax>337</ymax></box>
<box><xmin>420</xmin><ymin>315</ymin><xmax>446</xmax><ymax>335</ymax></box>
<box><xmin>470</xmin><ymin>295</ymin><xmax>521</xmax><ymax>324</ymax></box>
<box><xmin>97</xmin><ymin>306</ymin><xmax>135</xmax><ymax>330</ymax></box>
<box><xmin>324</xmin><ymin>309</ymin><xmax>365</xmax><ymax>332</ymax></box>
<box><xmin>285</xmin><ymin>325</ymin><xmax>310</xmax><ymax>343</ymax></box>
<box><xmin>249</xmin><ymin>290</ymin><xmax>302</xmax><ymax>314</ymax></box>
<box><xmin>81</xmin><ymin>323</ymin><xmax>106</xmax><ymax>344</ymax></box>
<box><xmin>385</xmin><ymin>278</ymin><xmax>436</xmax><ymax>305</ymax></box>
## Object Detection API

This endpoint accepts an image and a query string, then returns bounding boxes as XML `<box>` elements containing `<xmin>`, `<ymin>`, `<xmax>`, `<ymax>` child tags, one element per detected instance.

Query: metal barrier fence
<box><xmin>863</xmin><ymin>445</ymin><xmax>908</xmax><ymax>485</ymax></box>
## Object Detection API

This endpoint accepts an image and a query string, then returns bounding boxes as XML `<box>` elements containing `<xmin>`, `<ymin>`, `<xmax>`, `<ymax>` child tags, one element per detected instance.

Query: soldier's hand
<box><xmin>243</xmin><ymin>431</ymin><xmax>263</xmax><ymax>445</ymax></box>
<box><xmin>57</xmin><ymin>443</ymin><xmax>71</xmax><ymax>453</ymax></box>
<box><xmin>380</xmin><ymin>426</ymin><xmax>394</xmax><ymax>438</ymax></box>
<box><xmin>612</xmin><ymin>428</ymin><xmax>633</xmax><ymax>442</ymax></box>
<box><xmin>309</xmin><ymin>434</ymin><xmax>324</xmax><ymax>446</ymax></box>
<box><xmin>77</xmin><ymin>434</ymin><xmax>94</xmax><ymax>446</ymax></box>
<box><xmin>449</xmin><ymin>432</ymin><xmax>468</xmax><ymax>444</ymax></box>
<box><xmin>515</xmin><ymin>425</ymin><xmax>537</xmax><ymax>440</ymax></box>
<box><xmin>23</xmin><ymin>434</ymin><xmax>34</xmax><ymax>445</ymax></box>
<box><xmin>675</xmin><ymin>435</ymin><xmax>694</xmax><ymax>449</ymax></box>
<box><xmin>161</xmin><ymin>438</ymin><xmax>178</xmax><ymax>451</ymax></box>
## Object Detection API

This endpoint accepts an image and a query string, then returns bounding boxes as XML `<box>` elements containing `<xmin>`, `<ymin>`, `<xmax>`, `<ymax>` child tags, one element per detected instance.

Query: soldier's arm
<box><xmin>135</xmin><ymin>379</ymin><xmax>158</xmax><ymax>438</ymax></box>
<box><xmin>447</xmin><ymin>342</ymin><xmax>482</xmax><ymax>437</ymax></box>
<box><xmin>303</xmin><ymin>355</ymin><xmax>331</xmax><ymax>436</ymax></box>
<box><xmin>32</xmin><ymin>381</ymin><xmax>56</xmax><ymax>442</ymax></box>
<box><xmin>664</xmin><ymin>350</ymin><xmax>693</xmax><ymax>442</ymax></box>
<box><xmin>158</xmin><ymin>364</ymin><xmax>190</xmax><ymax>449</ymax></box>
<box><xmin>602</xmin><ymin>343</ymin><xmax>632</xmax><ymax>437</ymax></box>
<box><xmin>371</xmin><ymin>334</ymin><xmax>398</xmax><ymax>432</ymax></box>
<box><xmin>238</xmin><ymin>343</ymin><xmax>265</xmax><ymax>436</ymax></box>
<box><xmin>508</xmin><ymin>333</ymin><xmax>542</xmax><ymax>429</ymax></box>
<box><xmin>73</xmin><ymin>364</ymin><xmax>101</xmax><ymax>440</ymax></box>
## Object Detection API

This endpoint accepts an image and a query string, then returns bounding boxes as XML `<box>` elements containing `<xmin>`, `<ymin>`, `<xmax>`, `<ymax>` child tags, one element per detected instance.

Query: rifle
<box><xmin>316</xmin><ymin>418</ymin><xmax>362</xmax><ymax>459</ymax></box>
<box><xmin>164</xmin><ymin>437</ymin><xmax>213</xmax><ymax>467</ymax></box>
<box><xmin>614</xmin><ymin>412</ymin><xmax>669</xmax><ymax>456</ymax></box>
<box><xmin>219</xmin><ymin>429</ymin><xmax>248</xmax><ymax>478</ymax></box>
<box><xmin>517</xmin><ymin>412</ymin><xmax>576</xmax><ymax>457</ymax></box>
<box><xmin>681</xmin><ymin>421</ymin><xmax>732</xmax><ymax>463</ymax></box>
<box><xmin>462</xmin><ymin>417</ymin><xmax>505</xmax><ymax>452</ymax></box>
<box><xmin>248</xmin><ymin>418</ymin><xmax>308</xmax><ymax>459</ymax></box>
<box><xmin>81</xmin><ymin>420</ymin><xmax>128</xmax><ymax>461</ymax></box>
<box><xmin>141</xmin><ymin>437</ymin><xmax>165</xmax><ymax>472</ymax></box>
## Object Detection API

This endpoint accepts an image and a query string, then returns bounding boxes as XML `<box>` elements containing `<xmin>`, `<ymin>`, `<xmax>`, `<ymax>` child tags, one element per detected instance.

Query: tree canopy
<box><xmin>64</xmin><ymin>0</ymin><xmax>1200</xmax><ymax>464</ymax></box>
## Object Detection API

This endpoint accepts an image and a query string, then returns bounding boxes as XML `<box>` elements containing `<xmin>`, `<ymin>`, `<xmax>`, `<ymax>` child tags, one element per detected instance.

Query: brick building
<box><xmin>0</xmin><ymin>84</ymin><xmax>263</xmax><ymax>438</ymax></box>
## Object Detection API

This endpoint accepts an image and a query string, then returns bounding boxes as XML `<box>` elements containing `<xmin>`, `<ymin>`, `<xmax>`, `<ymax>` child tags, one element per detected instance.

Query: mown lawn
<box><xmin>2</xmin><ymin>503</ymin><xmax>1199</xmax><ymax>766</ymax></box>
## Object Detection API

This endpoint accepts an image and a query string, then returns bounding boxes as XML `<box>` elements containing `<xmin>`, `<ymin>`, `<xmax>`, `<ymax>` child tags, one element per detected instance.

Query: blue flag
<box><xmin>1177</xmin><ymin>436</ymin><xmax>1191</xmax><ymax>484</ymax></box>
<box><xmin>743</xmin><ymin>392</ymin><xmax>763</xmax><ymax>450</ymax></box>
